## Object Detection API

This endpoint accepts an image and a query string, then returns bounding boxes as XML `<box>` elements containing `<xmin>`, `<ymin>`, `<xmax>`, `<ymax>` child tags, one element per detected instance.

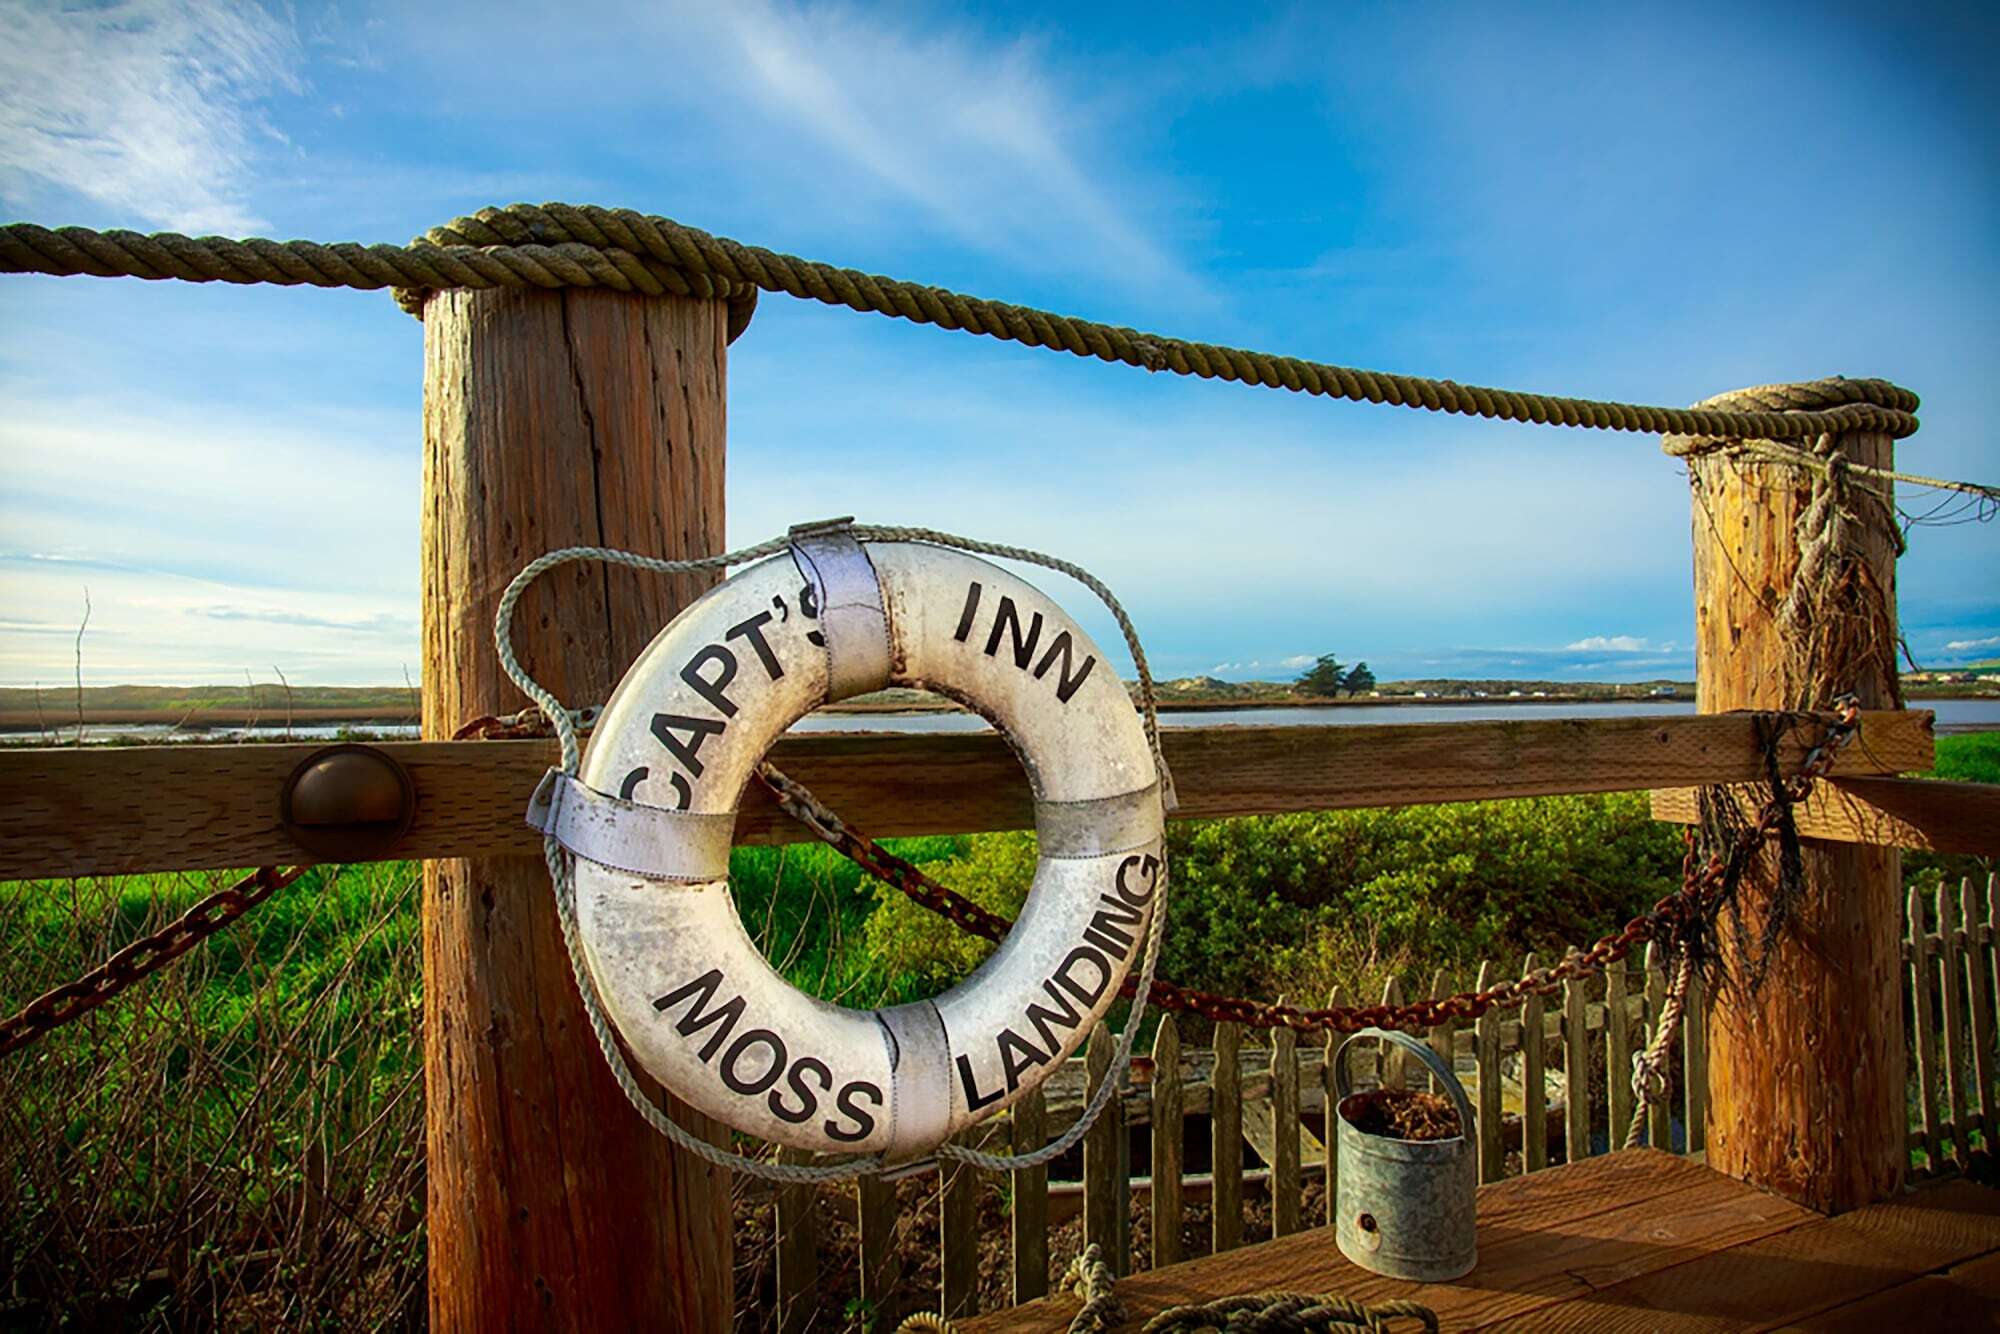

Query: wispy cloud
<box><xmin>1944</xmin><ymin>634</ymin><xmax>2000</xmax><ymax>652</ymax></box>
<box><xmin>195</xmin><ymin>604</ymin><xmax>413</xmax><ymax>635</ymax></box>
<box><xmin>1205</xmin><ymin>653</ymin><xmax>1317</xmax><ymax>676</ymax></box>
<box><xmin>1566</xmin><ymin>635</ymin><xmax>1654</xmax><ymax>652</ymax></box>
<box><xmin>0</xmin><ymin>0</ymin><xmax>302</xmax><ymax>231</ymax></box>
<box><xmin>0</xmin><ymin>617</ymin><xmax>93</xmax><ymax>636</ymax></box>
<box><xmin>710</xmin><ymin>1</ymin><xmax>1184</xmax><ymax>288</ymax></box>
<box><xmin>0</xmin><ymin>389</ymin><xmax>418</xmax><ymax>687</ymax></box>
<box><xmin>0</xmin><ymin>560</ymin><xmax>415</xmax><ymax>687</ymax></box>
<box><xmin>382</xmin><ymin>1</ymin><xmax>1196</xmax><ymax>298</ymax></box>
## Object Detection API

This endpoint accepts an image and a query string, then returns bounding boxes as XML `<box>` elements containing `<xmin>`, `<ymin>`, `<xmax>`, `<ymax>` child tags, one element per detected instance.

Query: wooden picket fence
<box><xmin>1907</xmin><ymin>874</ymin><xmax>2000</xmax><ymax>1176</ymax></box>
<box><xmin>765</xmin><ymin>873</ymin><xmax>1999</xmax><ymax>1329</ymax></box>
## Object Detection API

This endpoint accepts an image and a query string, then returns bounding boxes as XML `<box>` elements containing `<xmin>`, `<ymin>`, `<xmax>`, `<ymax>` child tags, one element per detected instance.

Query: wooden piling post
<box><xmin>1676</xmin><ymin>400</ymin><xmax>1906</xmax><ymax>1212</ymax></box>
<box><xmin>420</xmin><ymin>286</ymin><xmax>735</xmax><ymax>1327</ymax></box>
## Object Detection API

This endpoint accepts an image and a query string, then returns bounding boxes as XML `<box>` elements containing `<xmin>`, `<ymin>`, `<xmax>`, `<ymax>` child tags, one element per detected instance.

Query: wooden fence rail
<box><xmin>0</xmin><ymin>709</ymin><xmax>1947</xmax><ymax>880</ymax></box>
<box><xmin>772</xmin><ymin>874</ymin><xmax>1998</xmax><ymax>1328</ymax></box>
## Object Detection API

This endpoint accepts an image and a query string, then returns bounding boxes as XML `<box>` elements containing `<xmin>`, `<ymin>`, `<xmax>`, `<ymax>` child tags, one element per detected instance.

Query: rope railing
<box><xmin>1</xmin><ymin>201</ymin><xmax>1925</xmax><ymax>443</ymax></box>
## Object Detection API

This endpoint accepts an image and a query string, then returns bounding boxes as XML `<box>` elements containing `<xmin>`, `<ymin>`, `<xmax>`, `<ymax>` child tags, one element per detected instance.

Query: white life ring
<box><xmin>526</xmin><ymin>529</ymin><xmax>1165</xmax><ymax>1160</ymax></box>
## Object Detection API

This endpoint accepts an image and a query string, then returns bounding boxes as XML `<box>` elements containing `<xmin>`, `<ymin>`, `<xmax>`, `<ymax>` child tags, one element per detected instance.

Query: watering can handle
<box><xmin>1333</xmin><ymin>1027</ymin><xmax>1477</xmax><ymax>1140</ymax></box>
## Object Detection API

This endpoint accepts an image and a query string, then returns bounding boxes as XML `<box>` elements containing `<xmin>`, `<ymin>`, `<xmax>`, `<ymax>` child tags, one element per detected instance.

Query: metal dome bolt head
<box><xmin>279</xmin><ymin>744</ymin><xmax>417</xmax><ymax>860</ymax></box>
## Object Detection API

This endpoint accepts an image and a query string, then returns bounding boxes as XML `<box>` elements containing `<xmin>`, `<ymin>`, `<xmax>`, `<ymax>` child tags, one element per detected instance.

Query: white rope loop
<box><xmin>494</xmin><ymin>522</ymin><xmax>1171</xmax><ymax>1183</ymax></box>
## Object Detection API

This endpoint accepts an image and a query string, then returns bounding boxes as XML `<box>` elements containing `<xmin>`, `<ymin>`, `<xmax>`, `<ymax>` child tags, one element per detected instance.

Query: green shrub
<box><xmin>841</xmin><ymin>793</ymin><xmax>1683</xmax><ymax>1012</ymax></box>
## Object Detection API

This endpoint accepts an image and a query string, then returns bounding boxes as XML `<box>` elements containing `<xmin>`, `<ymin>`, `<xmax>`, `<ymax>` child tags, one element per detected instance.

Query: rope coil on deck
<box><xmin>893</xmin><ymin>1244</ymin><xmax>1438</xmax><ymax>1334</ymax></box>
<box><xmin>0</xmin><ymin>202</ymin><xmax>1923</xmax><ymax>442</ymax></box>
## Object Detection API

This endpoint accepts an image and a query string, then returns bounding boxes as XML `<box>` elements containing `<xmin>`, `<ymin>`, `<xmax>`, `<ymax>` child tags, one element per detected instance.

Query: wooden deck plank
<box><xmin>1775</xmin><ymin>1247</ymin><xmax>2000</xmax><ymax>1332</ymax></box>
<box><xmin>961</xmin><ymin>1155</ymin><xmax>2000</xmax><ymax>1334</ymax></box>
<box><xmin>957</xmin><ymin>1152</ymin><xmax>1752</xmax><ymax>1332</ymax></box>
<box><xmin>1476</xmin><ymin>1181</ymin><xmax>2000</xmax><ymax>1332</ymax></box>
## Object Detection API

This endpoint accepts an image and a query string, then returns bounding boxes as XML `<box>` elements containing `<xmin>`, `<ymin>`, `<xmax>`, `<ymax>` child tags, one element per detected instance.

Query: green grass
<box><xmin>1924</xmin><ymin>731</ymin><xmax>2000</xmax><ymax>784</ymax></box>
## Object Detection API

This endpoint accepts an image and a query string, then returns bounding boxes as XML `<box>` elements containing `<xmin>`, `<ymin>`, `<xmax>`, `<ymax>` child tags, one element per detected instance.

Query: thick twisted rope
<box><xmin>1</xmin><ymin>202</ymin><xmax>1921</xmax><ymax>441</ymax></box>
<box><xmin>1664</xmin><ymin>383</ymin><xmax>1994</xmax><ymax>502</ymax></box>
<box><xmin>493</xmin><ymin>524</ymin><xmax>1172</xmax><ymax>1184</ymax></box>
<box><xmin>1141</xmin><ymin>1292</ymin><xmax>1439</xmax><ymax>1333</ymax></box>
<box><xmin>896</xmin><ymin>1244</ymin><xmax>1436</xmax><ymax>1334</ymax></box>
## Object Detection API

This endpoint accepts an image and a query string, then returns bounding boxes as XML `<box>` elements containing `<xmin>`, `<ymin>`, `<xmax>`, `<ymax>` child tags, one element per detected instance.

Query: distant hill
<box><xmin>0</xmin><ymin>684</ymin><xmax>419</xmax><ymax>729</ymax></box>
<box><xmin>4</xmin><ymin>666</ymin><xmax>1984</xmax><ymax>729</ymax></box>
<box><xmin>1155</xmin><ymin>675</ymin><xmax>1281</xmax><ymax>699</ymax></box>
<box><xmin>1376</xmin><ymin>678</ymin><xmax>1688</xmax><ymax>699</ymax></box>
<box><xmin>0</xmin><ymin>684</ymin><xmax>417</xmax><ymax>714</ymax></box>
<box><xmin>1137</xmin><ymin>676</ymin><xmax>1691</xmax><ymax>704</ymax></box>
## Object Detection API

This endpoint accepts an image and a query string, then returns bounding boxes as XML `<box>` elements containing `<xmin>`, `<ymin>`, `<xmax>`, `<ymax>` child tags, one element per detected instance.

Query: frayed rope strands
<box><xmin>1621</xmin><ymin>952</ymin><xmax>1693</xmax><ymax>1151</ymax></box>
<box><xmin>1</xmin><ymin>202</ymin><xmax>1922</xmax><ymax>442</ymax></box>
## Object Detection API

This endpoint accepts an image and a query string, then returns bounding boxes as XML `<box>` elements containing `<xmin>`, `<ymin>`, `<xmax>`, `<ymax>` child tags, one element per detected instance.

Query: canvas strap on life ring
<box><xmin>524</xmin><ymin>523</ymin><xmax>1166</xmax><ymax>1162</ymax></box>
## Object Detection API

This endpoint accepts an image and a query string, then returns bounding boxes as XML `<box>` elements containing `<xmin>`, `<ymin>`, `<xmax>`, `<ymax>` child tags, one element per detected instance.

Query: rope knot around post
<box><xmin>1659</xmin><ymin>377</ymin><xmax>1921</xmax><ymax>462</ymax></box>
<box><xmin>394</xmin><ymin>202</ymin><xmax>762</xmax><ymax>338</ymax></box>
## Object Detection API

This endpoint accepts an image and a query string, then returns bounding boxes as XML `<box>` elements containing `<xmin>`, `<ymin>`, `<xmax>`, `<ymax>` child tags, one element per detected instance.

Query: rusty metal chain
<box><xmin>756</xmin><ymin>696</ymin><xmax>1863</xmax><ymax>1035</ymax></box>
<box><xmin>0</xmin><ymin>865</ymin><xmax>312</xmax><ymax>1057</ymax></box>
<box><xmin>455</xmin><ymin>696</ymin><xmax>1859</xmax><ymax>1035</ymax></box>
<box><xmin>453</xmin><ymin>704</ymin><xmax>601</xmax><ymax>741</ymax></box>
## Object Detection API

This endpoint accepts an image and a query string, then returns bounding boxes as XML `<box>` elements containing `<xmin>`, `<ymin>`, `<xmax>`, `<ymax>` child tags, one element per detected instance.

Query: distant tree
<box><xmin>1342</xmin><ymin>662</ymin><xmax>1376</xmax><ymax>696</ymax></box>
<box><xmin>1293</xmin><ymin>653</ymin><xmax>1346</xmax><ymax>697</ymax></box>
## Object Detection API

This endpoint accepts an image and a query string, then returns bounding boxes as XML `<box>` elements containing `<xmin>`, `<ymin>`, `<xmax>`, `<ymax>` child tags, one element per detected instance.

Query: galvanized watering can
<box><xmin>1333</xmin><ymin>1027</ymin><xmax>1478</xmax><ymax>1282</ymax></box>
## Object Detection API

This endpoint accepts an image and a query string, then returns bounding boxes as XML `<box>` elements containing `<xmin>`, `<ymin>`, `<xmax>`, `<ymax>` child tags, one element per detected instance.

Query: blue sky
<box><xmin>1</xmin><ymin>0</ymin><xmax>1994</xmax><ymax>689</ymax></box>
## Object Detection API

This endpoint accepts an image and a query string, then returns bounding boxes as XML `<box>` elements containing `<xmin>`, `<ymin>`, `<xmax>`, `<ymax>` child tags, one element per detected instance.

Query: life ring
<box><xmin>526</xmin><ymin>526</ymin><xmax>1166</xmax><ymax>1160</ymax></box>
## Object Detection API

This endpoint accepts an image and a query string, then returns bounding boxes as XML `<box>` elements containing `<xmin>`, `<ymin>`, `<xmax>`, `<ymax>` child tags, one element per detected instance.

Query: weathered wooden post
<box><xmin>420</xmin><ymin>285</ymin><xmax>738</xmax><ymax>1327</ymax></box>
<box><xmin>1670</xmin><ymin>385</ymin><xmax>1906</xmax><ymax>1213</ymax></box>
